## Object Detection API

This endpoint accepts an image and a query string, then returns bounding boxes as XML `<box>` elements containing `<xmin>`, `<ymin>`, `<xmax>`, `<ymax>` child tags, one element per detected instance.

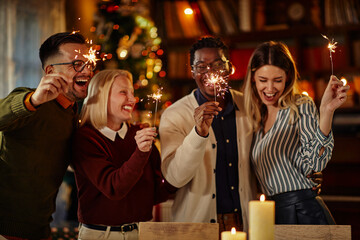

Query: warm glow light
<box><xmin>119</xmin><ymin>49</ymin><xmax>128</xmax><ymax>59</ymax></box>
<box><xmin>150</xmin><ymin>32</ymin><xmax>158</xmax><ymax>38</ymax></box>
<box><xmin>154</xmin><ymin>65</ymin><xmax>162</xmax><ymax>72</ymax></box>
<box><xmin>157</xmin><ymin>49</ymin><xmax>164</xmax><ymax>56</ymax></box>
<box><xmin>260</xmin><ymin>194</ymin><xmax>265</xmax><ymax>202</ymax></box>
<box><xmin>231</xmin><ymin>227</ymin><xmax>236</xmax><ymax>234</ymax></box>
<box><xmin>141</xmin><ymin>79</ymin><xmax>148</xmax><ymax>86</ymax></box>
<box><xmin>302</xmin><ymin>91</ymin><xmax>309</xmax><ymax>96</ymax></box>
<box><xmin>159</xmin><ymin>71</ymin><xmax>166</xmax><ymax>78</ymax></box>
<box><xmin>184</xmin><ymin>8</ymin><xmax>193</xmax><ymax>15</ymax></box>
<box><xmin>341</xmin><ymin>77</ymin><xmax>347</xmax><ymax>86</ymax></box>
<box><xmin>146</xmin><ymin>59</ymin><xmax>155</xmax><ymax>65</ymax></box>
<box><xmin>146</xmin><ymin>71</ymin><xmax>153</xmax><ymax>79</ymax></box>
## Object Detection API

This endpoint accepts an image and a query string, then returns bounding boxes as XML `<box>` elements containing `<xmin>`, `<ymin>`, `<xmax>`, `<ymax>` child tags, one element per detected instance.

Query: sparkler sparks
<box><xmin>83</xmin><ymin>46</ymin><xmax>99</xmax><ymax>68</ymax></box>
<box><xmin>147</xmin><ymin>88</ymin><xmax>163</xmax><ymax>127</ymax></box>
<box><xmin>203</xmin><ymin>71</ymin><xmax>229</xmax><ymax>103</ymax></box>
<box><xmin>322</xmin><ymin>34</ymin><xmax>338</xmax><ymax>76</ymax></box>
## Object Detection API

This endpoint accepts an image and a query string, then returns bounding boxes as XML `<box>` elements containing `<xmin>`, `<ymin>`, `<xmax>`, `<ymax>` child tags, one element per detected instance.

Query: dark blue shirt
<box><xmin>194</xmin><ymin>89</ymin><xmax>241</xmax><ymax>214</ymax></box>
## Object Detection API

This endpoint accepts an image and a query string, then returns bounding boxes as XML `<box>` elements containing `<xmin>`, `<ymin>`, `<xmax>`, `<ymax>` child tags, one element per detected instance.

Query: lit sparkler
<box><xmin>83</xmin><ymin>46</ymin><xmax>100</xmax><ymax>68</ymax></box>
<box><xmin>322</xmin><ymin>34</ymin><xmax>338</xmax><ymax>76</ymax></box>
<box><xmin>147</xmin><ymin>88</ymin><xmax>163</xmax><ymax>127</ymax></box>
<box><xmin>204</xmin><ymin>71</ymin><xmax>229</xmax><ymax>103</ymax></box>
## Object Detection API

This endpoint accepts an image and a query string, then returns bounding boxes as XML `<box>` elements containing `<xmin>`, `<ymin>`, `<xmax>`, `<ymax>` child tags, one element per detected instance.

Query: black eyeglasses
<box><xmin>192</xmin><ymin>60</ymin><xmax>227</xmax><ymax>74</ymax></box>
<box><xmin>50</xmin><ymin>60</ymin><xmax>96</xmax><ymax>72</ymax></box>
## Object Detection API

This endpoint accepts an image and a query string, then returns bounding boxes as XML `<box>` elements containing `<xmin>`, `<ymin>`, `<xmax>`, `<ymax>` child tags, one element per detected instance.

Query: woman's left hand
<box><xmin>320</xmin><ymin>75</ymin><xmax>350</xmax><ymax>113</ymax></box>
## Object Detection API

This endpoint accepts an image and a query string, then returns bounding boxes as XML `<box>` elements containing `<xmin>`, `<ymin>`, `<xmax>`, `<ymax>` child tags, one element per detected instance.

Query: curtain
<box><xmin>0</xmin><ymin>0</ymin><xmax>66</xmax><ymax>98</ymax></box>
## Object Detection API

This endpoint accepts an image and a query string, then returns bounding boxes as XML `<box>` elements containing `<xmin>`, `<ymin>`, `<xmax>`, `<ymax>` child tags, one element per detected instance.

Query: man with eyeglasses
<box><xmin>159</xmin><ymin>36</ymin><xmax>257</xmax><ymax>234</ymax></box>
<box><xmin>0</xmin><ymin>32</ymin><xmax>93</xmax><ymax>239</ymax></box>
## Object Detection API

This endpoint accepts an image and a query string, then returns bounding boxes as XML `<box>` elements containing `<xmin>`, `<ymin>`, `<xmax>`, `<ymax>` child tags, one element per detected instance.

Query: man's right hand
<box><xmin>31</xmin><ymin>73</ymin><xmax>72</xmax><ymax>107</ymax></box>
<box><xmin>194</xmin><ymin>102</ymin><xmax>222</xmax><ymax>137</ymax></box>
<box><xmin>307</xmin><ymin>171</ymin><xmax>323</xmax><ymax>195</ymax></box>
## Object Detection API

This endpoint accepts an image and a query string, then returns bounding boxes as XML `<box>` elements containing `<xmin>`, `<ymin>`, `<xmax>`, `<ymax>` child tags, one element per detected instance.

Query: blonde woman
<box><xmin>71</xmin><ymin>69</ymin><xmax>176</xmax><ymax>239</ymax></box>
<box><xmin>243</xmin><ymin>41</ymin><xmax>349</xmax><ymax>224</ymax></box>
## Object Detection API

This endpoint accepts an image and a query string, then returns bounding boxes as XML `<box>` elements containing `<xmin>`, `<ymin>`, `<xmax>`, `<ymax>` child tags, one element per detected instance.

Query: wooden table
<box><xmin>139</xmin><ymin>222</ymin><xmax>351</xmax><ymax>240</ymax></box>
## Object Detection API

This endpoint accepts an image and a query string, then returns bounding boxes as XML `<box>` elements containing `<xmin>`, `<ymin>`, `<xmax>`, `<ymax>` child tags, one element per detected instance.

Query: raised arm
<box><xmin>319</xmin><ymin>75</ymin><xmax>350</xmax><ymax>136</ymax></box>
<box><xmin>159</xmin><ymin>100</ymin><xmax>220</xmax><ymax>188</ymax></box>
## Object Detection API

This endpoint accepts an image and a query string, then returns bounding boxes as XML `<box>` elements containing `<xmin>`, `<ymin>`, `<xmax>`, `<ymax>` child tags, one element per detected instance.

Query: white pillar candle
<box><xmin>249</xmin><ymin>194</ymin><xmax>275</xmax><ymax>240</ymax></box>
<box><xmin>221</xmin><ymin>227</ymin><xmax>246</xmax><ymax>240</ymax></box>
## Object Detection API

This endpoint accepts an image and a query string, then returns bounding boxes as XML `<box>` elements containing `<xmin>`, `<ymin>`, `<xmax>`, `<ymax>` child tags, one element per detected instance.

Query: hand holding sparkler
<box><xmin>320</xmin><ymin>75</ymin><xmax>350</xmax><ymax>113</ymax></box>
<box><xmin>135</xmin><ymin>123</ymin><xmax>157</xmax><ymax>152</ymax></box>
<box><xmin>194</xmin><ymin>102</ymin><xmax>222</xmax><ymax>137</ymax></box>
<box><xmin>31</xmin><ymin>72</ymin><xmax>72</xmax><ymax>107</ymax></box>
<box><xmin>319</xmin><ymin>75</ymin><xmax>350</xmax><ymax>136</ymax></box>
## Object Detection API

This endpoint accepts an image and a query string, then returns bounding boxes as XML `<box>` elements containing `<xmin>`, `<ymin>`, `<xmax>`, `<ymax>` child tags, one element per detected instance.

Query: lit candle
<box><xmin>340</xmin><ymin>77</ymin><xmax>347</xmax><ymax>86</ymax></box>
<box><xmin>249</xmin><ymin>194</ymin><xmax>275</xmax><ymax>240</ymax></box>
<box><xmin>221</xmin><ymin>227</ymin><xmax>246</xmax><ymax>240</ymax></box>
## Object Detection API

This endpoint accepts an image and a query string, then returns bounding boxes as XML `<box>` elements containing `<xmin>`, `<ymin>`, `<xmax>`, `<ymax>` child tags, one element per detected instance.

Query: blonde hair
<box><xmin>242</xmin><ymin>41</ymin><xmax>308</xmax><ymax>132</ymax></box>
<box><xmin>80</xmin><ymin>69</ymin><xmax>133</xmax><ymax>129</ymax></box>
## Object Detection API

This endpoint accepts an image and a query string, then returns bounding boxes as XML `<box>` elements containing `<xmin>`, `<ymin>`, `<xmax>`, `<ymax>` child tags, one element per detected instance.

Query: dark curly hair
<box><xmin>39</xmin><ymin>32</ymin><xmax>86</xmax><ymax>69</ymax></box>
<box><xmin>189</xmin><ymin>36</ymin><xmax>229</xmax><ymax>67</ymax></box>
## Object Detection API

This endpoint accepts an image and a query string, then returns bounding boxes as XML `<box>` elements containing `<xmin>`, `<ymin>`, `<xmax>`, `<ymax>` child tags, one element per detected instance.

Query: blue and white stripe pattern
<box><xmin>251</xmin><ymin>100</ymin><xmax>334</xmax><ymax>196</ymax></box>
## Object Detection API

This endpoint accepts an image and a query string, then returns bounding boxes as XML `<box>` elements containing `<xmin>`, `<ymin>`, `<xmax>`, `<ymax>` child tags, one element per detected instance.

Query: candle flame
<box><xmin>260</xmin><ymin>194</ymin><xmax>265</xmax><ymax>202</ymax></box>
<box><xmin>340</xmin><ymin>77</ymin><xmax>347</xmax><ymax>86</ymax></box>
<box><xmin>231</xmin><ymin>227</ymin><xmax>236</xmax><ymax>234</ymax></box>
<box><xmin>184</xmin><ymin>8</ymin><xmax>193</xmax><ymax>15</ymax></box>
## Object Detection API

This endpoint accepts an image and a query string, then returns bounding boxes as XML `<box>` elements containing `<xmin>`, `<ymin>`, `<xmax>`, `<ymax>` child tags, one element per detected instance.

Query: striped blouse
<box><xmin>251</xmin><ymin>100</ymin><xmax>334</xmax><ymax>196</ymax></box>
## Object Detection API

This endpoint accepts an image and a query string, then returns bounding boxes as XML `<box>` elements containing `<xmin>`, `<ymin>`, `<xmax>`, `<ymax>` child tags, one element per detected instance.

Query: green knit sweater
<box><xmin>0</xmin><ymin>88</ymin><xmax>78</xmax><ymax>239</ymax></box>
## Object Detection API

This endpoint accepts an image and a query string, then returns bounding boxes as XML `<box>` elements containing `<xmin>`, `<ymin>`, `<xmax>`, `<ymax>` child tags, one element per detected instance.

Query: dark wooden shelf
<box><xmin>164</xmin><ymin>24</ymin><xmax>360</xmax><ymax>48</ymax></box>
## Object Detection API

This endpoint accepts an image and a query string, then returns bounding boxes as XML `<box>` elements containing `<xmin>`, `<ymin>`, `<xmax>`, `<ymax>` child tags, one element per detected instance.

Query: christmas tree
<box><xmin>92</xmin><ymin>0</ymin><xmax>170</xmax><ymax>124</ymax></box>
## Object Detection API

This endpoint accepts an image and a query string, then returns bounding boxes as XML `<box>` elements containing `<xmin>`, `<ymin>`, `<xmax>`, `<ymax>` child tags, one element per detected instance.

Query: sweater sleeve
<box><xmin>72</xmin><ymin>127</ymin><xmax>152</xmax><ymax>201</ymax></box>
<box><xmin>295</xmin><ymin>100</ymin><xmax>334</xmax><ymax>175</ymax></box>
<box><xmin>0</xmin><ymin>88</ymin><xmax>35</xmax><ymax>131</ymax></box>
<box><xmin>159</xmin><ymin>103</ymin><xmax>209</xmax><ymax>188</ymax></box>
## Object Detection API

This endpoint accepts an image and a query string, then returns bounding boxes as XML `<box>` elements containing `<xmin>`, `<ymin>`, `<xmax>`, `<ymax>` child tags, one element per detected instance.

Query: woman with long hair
<box><xmin>243</xmin><ymin>41</ymin><xmax>349</xmax><ymax>224</ymax></box>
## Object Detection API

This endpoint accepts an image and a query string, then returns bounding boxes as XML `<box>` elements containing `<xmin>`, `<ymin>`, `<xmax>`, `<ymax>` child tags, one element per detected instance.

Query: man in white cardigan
<box><xmin>159</xmin><ymin>37</ymin><xmax>257</xmax><ymax>233</ymax></box>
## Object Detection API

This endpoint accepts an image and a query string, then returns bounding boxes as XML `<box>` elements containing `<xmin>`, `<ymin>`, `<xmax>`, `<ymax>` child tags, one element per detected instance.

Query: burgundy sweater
<box><xmin>71</xmin><ymin>124</ymin><xmax>175</xmax><ymax>225</ymax></box>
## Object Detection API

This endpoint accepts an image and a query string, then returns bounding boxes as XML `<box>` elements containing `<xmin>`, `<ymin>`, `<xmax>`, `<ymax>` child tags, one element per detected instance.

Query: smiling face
<box><xmin>46</xmin><ymin>43</ymin><xmax>93</xmax><ymax>101</ymax></box>
<box><xmin>192</xmin><ymin>48</ymin><xmax>227</xmax><ymax>101</ymax></box>
<box><xmin>107</xmin><ymin>75</ymin><xmax>136</xmax><ymax>131</ymax></box>
<box><xmin>254</xmin><ymin>65</ymin><xmax>287</xmax><ymax>108</ymax></box>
